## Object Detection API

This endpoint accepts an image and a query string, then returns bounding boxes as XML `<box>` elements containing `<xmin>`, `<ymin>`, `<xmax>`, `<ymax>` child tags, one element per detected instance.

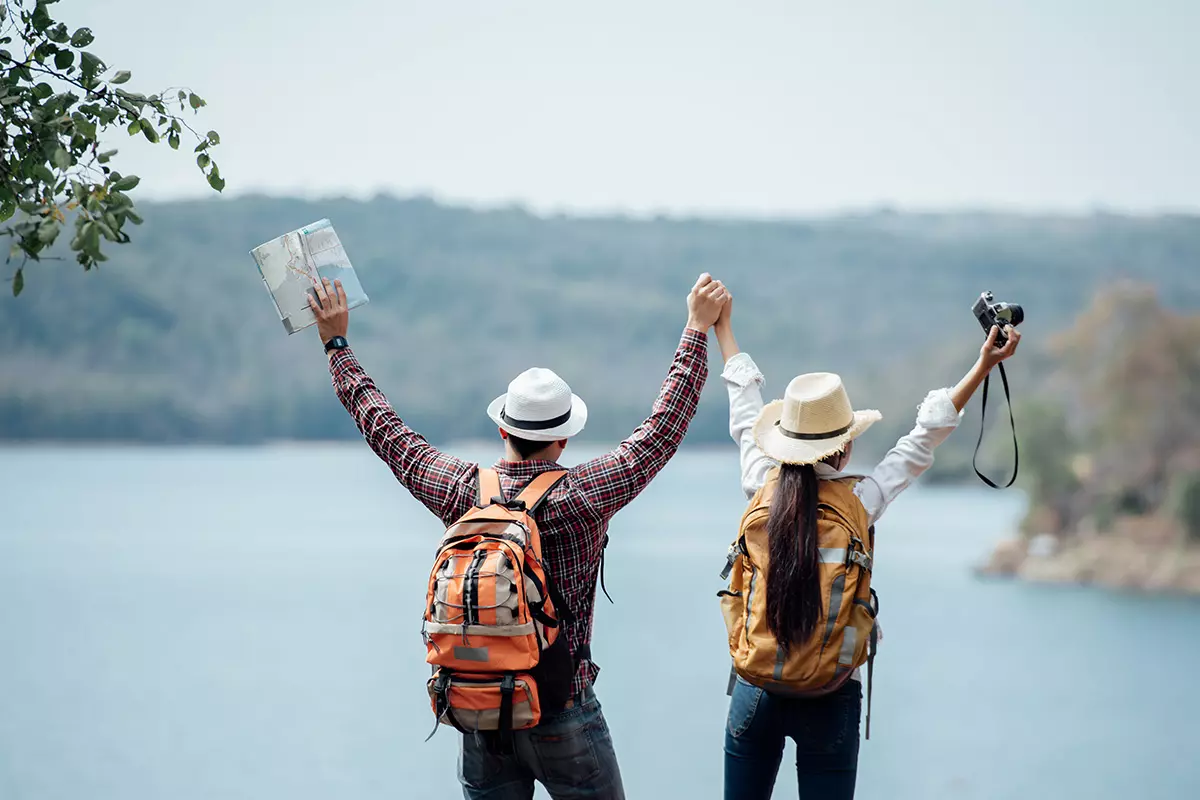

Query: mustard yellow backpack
<box><xmin>719</xmin><ymin>468</ymin><xmax>880</xmax><ymax>737</ymax></box>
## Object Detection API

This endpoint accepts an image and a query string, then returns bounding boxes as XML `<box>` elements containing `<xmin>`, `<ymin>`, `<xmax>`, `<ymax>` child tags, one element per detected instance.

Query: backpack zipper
<box><xmin>464</xmin><ymin>550</ymin><xmax>487</xmax><ymax>627</ymax></box>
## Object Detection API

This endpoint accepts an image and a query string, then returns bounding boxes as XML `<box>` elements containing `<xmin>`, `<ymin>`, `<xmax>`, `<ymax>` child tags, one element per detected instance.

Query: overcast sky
<box><xmin>76</xmin><ymin>0</ymin><xmax>1199</xmax><ymax>216</ymax></box>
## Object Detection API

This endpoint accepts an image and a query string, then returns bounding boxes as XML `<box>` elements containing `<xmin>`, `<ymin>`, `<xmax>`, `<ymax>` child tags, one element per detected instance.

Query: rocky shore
<box><xmin>976</xmin><ymin>514</ymin><xmax>1200</xmax><ymax>596</ymax></box>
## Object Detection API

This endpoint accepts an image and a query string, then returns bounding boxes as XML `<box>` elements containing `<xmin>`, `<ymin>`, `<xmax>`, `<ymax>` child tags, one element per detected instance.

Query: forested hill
<box><xmin>3</xmin><ymin>195</ymin><xmax>1198</xmax><ymax>479</ymax></box>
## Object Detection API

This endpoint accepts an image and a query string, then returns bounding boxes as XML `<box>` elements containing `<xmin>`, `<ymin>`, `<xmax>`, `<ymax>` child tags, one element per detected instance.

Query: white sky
<box><xmin>74</xmin><ymin>0</ymin><xmax>1200</xmax><ymax>215</ymax></box>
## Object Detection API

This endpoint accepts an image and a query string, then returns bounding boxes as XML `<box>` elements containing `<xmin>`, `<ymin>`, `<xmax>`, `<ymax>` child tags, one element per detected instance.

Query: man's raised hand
<box><xmin>307</xmin><ymin>277</ymin><xmax>350</xmax><ymax>345</ymax></box>
<box><xmin>686</xmin><ymin>273</ymin><xmax>730</xmax><ymax>333</ymax></box>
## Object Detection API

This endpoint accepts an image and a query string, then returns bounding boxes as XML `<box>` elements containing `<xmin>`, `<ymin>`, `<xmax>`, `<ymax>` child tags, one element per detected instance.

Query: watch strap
<box><xmin>324</xmin><ymin>335</ymin><xmax>349</xmax><ymax>353</ymax></box>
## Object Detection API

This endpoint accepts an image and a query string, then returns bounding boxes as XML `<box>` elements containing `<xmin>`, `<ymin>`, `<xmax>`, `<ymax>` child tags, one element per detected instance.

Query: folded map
<box><xmin>250</xmin><ymin>219</ymin><xmax>369</xmax><ymax>334</ymax></box>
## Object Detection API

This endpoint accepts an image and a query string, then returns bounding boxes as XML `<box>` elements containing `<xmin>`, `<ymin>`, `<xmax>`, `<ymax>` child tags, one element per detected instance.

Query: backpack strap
<box><xmin>865</xmin><ymin>588</ymin><xmax>879</xmax><ymax>740</ymax></box>
<box><xmin>477</xmin><ymin>468</ymin><xmax>504</xmax><ymax>508</ymax></box>
<box><xmin>513</xmin><ymin>469</ymin><xmax>568</xmax><ymax>514</ymax></box>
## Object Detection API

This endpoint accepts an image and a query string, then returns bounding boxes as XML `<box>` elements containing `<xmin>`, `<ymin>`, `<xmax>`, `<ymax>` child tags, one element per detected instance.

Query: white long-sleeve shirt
<box><xmin>722</xmin><ymin>351</ymin><xmax>965</xmax><ymax>681</ymax></box>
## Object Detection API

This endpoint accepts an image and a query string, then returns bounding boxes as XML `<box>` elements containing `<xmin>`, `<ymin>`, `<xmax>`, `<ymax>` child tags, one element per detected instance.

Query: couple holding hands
<box><xmin>306</xmin><ymin>272</ymin><xmax>1020</xmax><ymax>800</ymax></box>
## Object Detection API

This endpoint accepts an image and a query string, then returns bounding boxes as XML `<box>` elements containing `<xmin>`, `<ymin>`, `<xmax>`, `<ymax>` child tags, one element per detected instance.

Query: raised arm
<box><xmin>855</xmin><ymin>323</ymin><xmax>1023</xmax><ymax>524</ymax></box>
<box><xmin>310</xmin><ymin>278</ymin><xmax>474</xmax><ymax>523</ymax></box>
<box><xmin>573</xmin><ymin>274</ymin><xmax>728</xmax><ymax>520</ymax></box>
<box><xmin>715</xmin><ymin>293</ymin><xmax>777</xmax><ymax>499</ymax></box>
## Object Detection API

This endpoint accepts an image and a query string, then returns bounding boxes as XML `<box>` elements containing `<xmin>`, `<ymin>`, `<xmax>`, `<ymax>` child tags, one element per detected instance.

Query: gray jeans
<box><xmin>458</xmin><ymin>685</ymin><xmax>625</xmax><ymax>800</ymax></box>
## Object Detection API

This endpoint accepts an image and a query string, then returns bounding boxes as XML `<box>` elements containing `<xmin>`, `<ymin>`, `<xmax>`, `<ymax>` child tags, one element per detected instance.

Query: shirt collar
<box><xmin>813</xmin><ymin>462</ymin><xmax>867</xmax><ymax>481</ymax></box>
<box><xmin>492</xmin><ymin>458</ymin><xmax>564</xmax><ymax>477</ymax></box>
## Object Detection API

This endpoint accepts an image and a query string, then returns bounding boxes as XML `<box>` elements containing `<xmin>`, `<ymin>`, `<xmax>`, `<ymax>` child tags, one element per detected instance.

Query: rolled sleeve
<box><xmin>916</xmin><ymin>388</ymin><xmax>965</xmax><ymax>430</ymax></box>
<box><xmin>721</xmin><ymin>352</ymin><xmax>765</xmax><ymax>389</ymax></box>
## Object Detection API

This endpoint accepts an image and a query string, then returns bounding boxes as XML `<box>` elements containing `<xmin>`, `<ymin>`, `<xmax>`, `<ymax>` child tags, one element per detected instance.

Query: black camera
<box><xmin>971</xmin><ymin>291</ymin><xmax>1024</xmax><ymax>347</ymax></box>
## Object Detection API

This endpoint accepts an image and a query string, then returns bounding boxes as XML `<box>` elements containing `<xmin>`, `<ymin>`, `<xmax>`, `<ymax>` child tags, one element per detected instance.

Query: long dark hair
<box><xmin>765</xmin><ymin>463</ymin><xmax>822</xmax><ymax>651</ymax></box>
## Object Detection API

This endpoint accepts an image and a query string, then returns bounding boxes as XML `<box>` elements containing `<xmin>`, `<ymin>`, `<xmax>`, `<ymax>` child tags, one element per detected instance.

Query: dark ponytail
<box><xmin>765</xmin><ymin>463</ymin><xmax>822</xmax><ymax>652</ymax></box>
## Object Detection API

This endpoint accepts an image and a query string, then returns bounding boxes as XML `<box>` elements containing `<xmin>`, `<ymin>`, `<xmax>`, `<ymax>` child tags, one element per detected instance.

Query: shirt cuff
<box><xmin>915</xmin><ymin>388</ymin><xmax>964</xmax><ymax>429</ymax></box>
<box><xmin>721</xmin><ymin>351</ymin><xmax>765</xmax><ymax>389</ymax></box>
<box><xmin>679</xmin><ymin>327</ymin><xmax>708</xmax><ymax>353</ymax></box>
<box><xmin>328</xmin><ymin>347</ymin><xmax>361</xmax><ymax>382</ymax></box>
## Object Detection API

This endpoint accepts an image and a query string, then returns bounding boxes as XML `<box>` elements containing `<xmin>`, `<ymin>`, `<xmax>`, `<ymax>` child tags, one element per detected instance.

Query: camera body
<box><xmin>971</xmin><ymin>291</ymin><xmax>1024</xmax><ymax>347</ymax></box>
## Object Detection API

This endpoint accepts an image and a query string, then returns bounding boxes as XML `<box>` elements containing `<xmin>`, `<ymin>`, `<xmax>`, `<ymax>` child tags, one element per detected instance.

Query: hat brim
<box><xmin>487</xmin><ymin>393</ymin><xmax>588</xmax><ymax>442</ymax></box>
<box><xmin>752</xmin><ymin>401</ymin><xmax>882</xmax><ymax>465</ymax></box>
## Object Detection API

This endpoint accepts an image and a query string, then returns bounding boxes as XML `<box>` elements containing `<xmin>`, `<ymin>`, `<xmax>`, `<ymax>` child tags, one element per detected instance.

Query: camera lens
<box><xmin>1008</xmin><ymin>304</ymin><xmax>1024</xmax><ymax>326</ymax></box>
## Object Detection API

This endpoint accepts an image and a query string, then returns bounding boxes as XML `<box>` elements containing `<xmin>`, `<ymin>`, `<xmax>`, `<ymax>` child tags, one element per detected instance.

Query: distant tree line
<box><xmin>2</xmin><ymin>195</ymin><xmax>1198</xmax><ymax>487</ymax></box>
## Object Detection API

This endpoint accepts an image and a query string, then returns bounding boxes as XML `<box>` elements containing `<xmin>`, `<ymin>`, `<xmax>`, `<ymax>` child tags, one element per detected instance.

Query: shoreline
<box><xmin>976</xmin><ymin>519</ymin><xmax>1200</xmax><ymax>597</ymax></box>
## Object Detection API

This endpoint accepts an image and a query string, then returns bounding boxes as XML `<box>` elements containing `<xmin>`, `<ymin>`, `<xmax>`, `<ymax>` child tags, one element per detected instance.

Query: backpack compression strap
<box><xmin>477</xmin><ymin>468</ymin><xmax>504</xmax><ymax>507</ymax></box>
<box><xmin>513</xmin><ymin>470</ymin><xmax>568</xmax><ymax>514</ymax></box>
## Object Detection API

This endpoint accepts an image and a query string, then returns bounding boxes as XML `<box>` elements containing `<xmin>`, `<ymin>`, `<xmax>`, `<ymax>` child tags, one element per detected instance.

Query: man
<box><xmin>306</xmin><ymin>273</ymin><xmax>729</xmax><ymax>799</ymax></box>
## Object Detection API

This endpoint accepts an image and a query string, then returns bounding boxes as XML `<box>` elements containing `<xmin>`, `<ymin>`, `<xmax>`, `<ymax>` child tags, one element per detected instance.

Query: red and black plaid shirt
<box><xmin>329</xmin><ymin>328</ymin><xmax>709</xmax><ymax>699</ymax></box>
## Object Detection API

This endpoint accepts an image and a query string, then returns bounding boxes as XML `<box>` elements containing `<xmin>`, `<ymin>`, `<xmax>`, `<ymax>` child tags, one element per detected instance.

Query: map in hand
<box><xmin>250</xmin><ymin>219</ymin><xmax>369</xmax><ymax>334</ymax></box>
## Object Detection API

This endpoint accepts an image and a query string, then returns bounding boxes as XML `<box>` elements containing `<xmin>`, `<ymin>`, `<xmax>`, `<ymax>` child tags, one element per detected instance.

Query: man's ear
<box><xmin>558</xmin><ymin>439</ymin><xmax>568</xmax><ymax>450</ymax></box>
<box><xmin>498</xmin><ymin>428</ymin><xmax>509</xmax><ymax>440</ymax></box>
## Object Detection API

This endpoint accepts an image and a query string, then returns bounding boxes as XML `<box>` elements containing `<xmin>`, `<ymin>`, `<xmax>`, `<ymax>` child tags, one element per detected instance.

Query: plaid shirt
<box><xmin>329</xmin><ymin>328</ymin><xmax>709</xmax><ymax>699</ymax></box>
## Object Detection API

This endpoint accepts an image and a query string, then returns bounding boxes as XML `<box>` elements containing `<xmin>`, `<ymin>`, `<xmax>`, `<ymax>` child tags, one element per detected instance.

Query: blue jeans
<box><xmin>724</xmin><ymin>676</ymin><xmax>862</xmax><ymax>800</ymax></box>
<box><xmin>458</xmin><ymin>685</ymin><xmax>625</xmax><ymax>799</ymax></box>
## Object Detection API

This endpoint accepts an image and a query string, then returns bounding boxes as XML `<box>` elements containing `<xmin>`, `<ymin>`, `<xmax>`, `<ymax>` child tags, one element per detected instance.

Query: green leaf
<box><xmin>82</xmin><ymin>220</ymin><xmax>100</xmax><ymax>252</ymax></box>
<box><xmin>0</xmin><ymin>197</ymin><xmax>15</xmax><ymax>223</ymax></box>
<box><xmin>34</xmin><ymin>164</ymin><xmax>55</xmax><ymax>185</ymax></box>
<box><xmin>31</xmin><ymin>3</ymin><xmax>52</xmax><ymax>31</ymax></box>
<box><xmin>97</xmin><ymin>149</ymin><xmax>117</xmax><ymax>164</ymax></box>
<box><xmin>177</xmin><ymin>90</ymin><xmax>187</xmax><ymax>101</ymax></box>
<box><xmin>194</xmin><ymin>141</ymin><xmax>208</xmax><ymax>153</ymax></box>
<box><xmin>140</xmin><ymin>124</ymin><xmax>159</xmax><ymax>144</ymax></box>
<box><xmin>196</xmin><ymin>153</ymin><xmax>210</xmax><ymax>169</ymax></box>
<box><xmin>12</xmin><ymin>268</ymin><xmax>23</xmax><ymax>297</ymax></box>
<box><xmin>188</xmin><ymin>92</ymin><xmax>205</xmax><ymax>110</ymax></box>
<box><xmin>111</xmin><ymin>175</ymin><xmax>140</xmax><ymax>192</ymax></box>
<box><xmin>36</xmin><ymin>217</ymin><xmax>59</xmax><ymax>244</ymax></box>
<box><xmin>207</xmin><ymin>170</ymin><xmax>225</xmax><ymax>193</ymax></box>
<box><xmin>111</xmin><ymin>70</ymin><xmax>131</xmax><ymax>85</ymax></box>
<box><xmin>54</xmin><ymin>49</ymin><xmax>73</xmax><ymax>70</ymax></box>
<box><xmin>52</xmin><ymin>146</ymin><xmax>71</xmax><ymax>170</ymax></box>
<box><xmin>126</xmin><ymin>119</ymin><xmax>142</xmax><ymax>135</ymax></box>
<box><xmin>70</xmin><ymin>28</ymin><xmax>95</xmax><ymax>48</ymax></box>
<box><xmin>79</xmin><ymin>51</ymin><xmax>103</xmax><ymax>77</ymax></box>
<box><xmin>168</xmin><ymin>132</ymin><xmax>180</xmax><ymax>150</ymax></box>
<box><xmin>206</xmin><ymin>130</ymin><xmax>220</xmax><ymax>145</ymax></box>
<box><xmin>125</xmin><ymin>210</ymin><xmax>143</xmax><ymax>225</ymax></box>
<box><xmin>32</xmin><ymin>82</ymin><xmax>53</xmax><ymax>100</ymax></box>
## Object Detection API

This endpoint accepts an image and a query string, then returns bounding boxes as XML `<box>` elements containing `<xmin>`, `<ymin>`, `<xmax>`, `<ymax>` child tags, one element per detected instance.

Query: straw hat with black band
<box><xmin>753</xmin><ymin>372</ymin><xmax>882</xmax><ymax>465</ymax></box>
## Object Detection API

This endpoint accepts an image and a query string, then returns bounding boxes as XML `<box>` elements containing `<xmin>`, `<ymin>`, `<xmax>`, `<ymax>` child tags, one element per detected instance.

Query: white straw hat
<box><xmin>753</xmin><ymin>372</ymin><xmax>882</xmax><ymax>465</ymax></box>
<box><xmin>487</xmin><ymin>367</ymin><xmax>588</xmax><ymax>442</ymax></box>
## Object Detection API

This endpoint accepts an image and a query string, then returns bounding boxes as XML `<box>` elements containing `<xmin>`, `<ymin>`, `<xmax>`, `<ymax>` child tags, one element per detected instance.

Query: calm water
<box><xmin>1</xmin><ymin>445</ymin><xmax>1198</xmax><ymax>800</ymax></box>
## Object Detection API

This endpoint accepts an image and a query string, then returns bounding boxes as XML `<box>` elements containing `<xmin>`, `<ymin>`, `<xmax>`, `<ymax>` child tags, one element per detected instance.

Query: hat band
<box><xmin>501</xmin><ymin>406</ymin><xmax>572</xmax><ymax>431</ymax></box>
<box><xmin>775</xmin><ymin>419</ymin><xmax>853</xmax><ymax>441</ymax></box>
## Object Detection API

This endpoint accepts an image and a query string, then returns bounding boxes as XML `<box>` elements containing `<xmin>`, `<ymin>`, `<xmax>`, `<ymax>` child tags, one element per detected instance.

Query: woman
<box><xmin>713</xmin><ymin>295</ymin><xmax>1020</xmax><ymax>800</ymax></box>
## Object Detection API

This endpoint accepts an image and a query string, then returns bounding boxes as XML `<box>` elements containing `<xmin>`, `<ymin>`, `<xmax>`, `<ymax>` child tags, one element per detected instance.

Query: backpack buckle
<box><xmin>494</xmin><ymin>497</ymin><xmax>527</xmax><ymax>512</ymax></box>
<box><xmin>719</xmin><ymin>543</ymin><xmax>739</xmax><ymax>580</ymax></box>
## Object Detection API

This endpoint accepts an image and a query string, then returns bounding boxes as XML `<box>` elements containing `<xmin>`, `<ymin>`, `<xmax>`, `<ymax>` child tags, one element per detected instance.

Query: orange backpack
<box><xmin>718</xmin><ymin>469</ymin><xmax>881</xmax><ymax>737</ymax></box>
<box><xmin>424</xmin><ymin>468</ymin><xmax>575</xmax><ymax>742</ymax></box>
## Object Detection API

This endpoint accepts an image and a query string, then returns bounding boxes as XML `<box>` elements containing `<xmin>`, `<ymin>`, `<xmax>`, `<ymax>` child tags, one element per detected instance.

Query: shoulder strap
<box><xmin>476</xmin><ymin>468</ymin><xmax>504</xmax><ymax>507</ymax></box>
<box><xmin>514</xmin><ymin>470</ymin><xmax>568</xmax><ymax>515</ymax></box>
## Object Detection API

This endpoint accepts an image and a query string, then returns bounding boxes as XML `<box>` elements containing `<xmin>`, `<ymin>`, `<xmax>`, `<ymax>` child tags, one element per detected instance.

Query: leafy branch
<box><xmin>0</xmin><ymin>0</ymin><xmax>223</xmax><ymax>296</ymax></box>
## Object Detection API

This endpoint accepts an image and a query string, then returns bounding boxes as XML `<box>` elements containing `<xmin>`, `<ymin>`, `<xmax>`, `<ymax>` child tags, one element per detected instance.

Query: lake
<box><xmin>1</xmin><ymin>444</ymin><xmax>1198</xmax><ymax>799</ymax></box>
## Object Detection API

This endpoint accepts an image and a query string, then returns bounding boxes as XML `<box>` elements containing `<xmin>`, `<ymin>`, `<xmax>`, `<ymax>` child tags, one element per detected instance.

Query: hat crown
<box><xmin>503</xmin><ymin>367</ymin><xmax>573</xmax><ymax>422</ymax></box>
<box><xmin>779</xmin><ymin>372</ymin><xmax>855</xmax><ymax>436</ymax></box>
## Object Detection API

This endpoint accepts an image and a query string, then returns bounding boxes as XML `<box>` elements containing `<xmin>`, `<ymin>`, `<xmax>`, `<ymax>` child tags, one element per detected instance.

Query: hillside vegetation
<box><xmin>3</xmin><ymin>195</ymin><xmax>1199</xmax><ymax>483</ymax></box>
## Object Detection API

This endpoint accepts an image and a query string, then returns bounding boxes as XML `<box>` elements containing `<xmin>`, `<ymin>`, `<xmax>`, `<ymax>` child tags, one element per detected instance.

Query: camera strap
<box><xmin>972</xmin><ymin>362</ymin><xmax>1018</xmax><ymax>489</ymax></box>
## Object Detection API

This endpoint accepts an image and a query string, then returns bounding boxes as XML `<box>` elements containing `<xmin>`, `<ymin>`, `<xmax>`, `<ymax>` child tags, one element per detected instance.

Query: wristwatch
<box><xmin>323</xmin><ymin>336</ymin><xmax>349</xmax><ymax>354</ymax></box>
